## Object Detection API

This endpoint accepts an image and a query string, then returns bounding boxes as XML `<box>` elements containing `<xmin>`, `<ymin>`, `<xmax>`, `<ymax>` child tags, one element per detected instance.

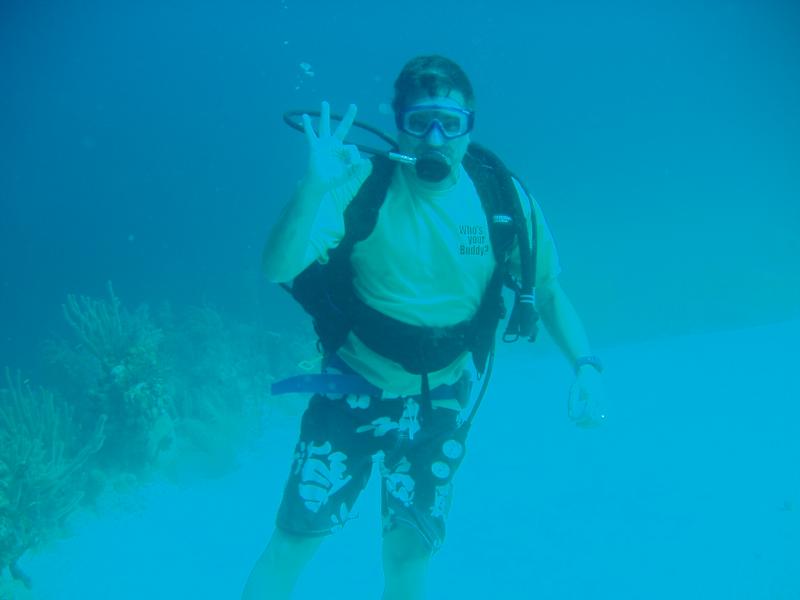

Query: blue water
<box><xmin>1</xmin><ymin>0</ymin><xmax>799</xmax><ymax>598</ymax></box>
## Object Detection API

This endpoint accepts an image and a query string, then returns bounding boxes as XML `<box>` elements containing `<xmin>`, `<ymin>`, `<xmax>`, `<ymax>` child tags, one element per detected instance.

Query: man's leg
<box><xmin>241</xmin><ymin>527</ymin><xmax>325</xmax><ymax>600</ymax></box>
<box><xmin>243</xmin><ymin>392</ymin><xmax>374</xmax><ymax>598</ymax></box>
<box><xmin>381</xmin><ymin>525</ymin><xmax>432</xmax><ymax>600</ymax></box>
<box><xmin>379</xmin><ymin>403</ymin><xmax>467</xmax><ymax>600</ymax></box>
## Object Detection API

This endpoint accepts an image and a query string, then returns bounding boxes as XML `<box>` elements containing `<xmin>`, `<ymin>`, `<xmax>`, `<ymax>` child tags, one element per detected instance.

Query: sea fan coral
<box><xmin>60</xmin><ymin>282</ymin><xmax>175</xmax><ymax>473</ymax></box>
<box><xmin>0</xmin><ymin>369</ymin><xmax>105</xmax><ymax>587</ymax></box>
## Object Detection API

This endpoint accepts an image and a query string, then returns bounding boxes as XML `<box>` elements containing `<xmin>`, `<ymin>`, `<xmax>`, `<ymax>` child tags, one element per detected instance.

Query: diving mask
<box><xmin>396</xmin><ymin>105</ymin><xmax>475</xmax><ymax>139</ymax></box>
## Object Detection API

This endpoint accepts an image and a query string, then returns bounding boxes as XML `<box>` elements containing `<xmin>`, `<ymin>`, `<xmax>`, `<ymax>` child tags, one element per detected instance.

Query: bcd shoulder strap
<box><xmin>289</xmin><ymin>154</ymin><xmax>395</xmax><ymax>355</ymax></box>
<box><xmin>463</xmin><ymin>143</ymin><xmax>539</xmax><ymax>344</ymax></box>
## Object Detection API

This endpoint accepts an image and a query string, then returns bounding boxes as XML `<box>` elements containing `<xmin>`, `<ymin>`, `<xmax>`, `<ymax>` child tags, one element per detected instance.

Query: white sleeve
<box><xmin>304</xmin><ymin>189</ymin><xmax>349</xmax><ymax>265</ymax></box>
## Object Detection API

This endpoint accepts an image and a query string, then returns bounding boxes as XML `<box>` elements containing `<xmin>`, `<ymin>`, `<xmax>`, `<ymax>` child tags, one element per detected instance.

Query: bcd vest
<box><xmin>284</xmin><ymin>142</ymin><xmax>539</xmax><ymax>384</ymax></box>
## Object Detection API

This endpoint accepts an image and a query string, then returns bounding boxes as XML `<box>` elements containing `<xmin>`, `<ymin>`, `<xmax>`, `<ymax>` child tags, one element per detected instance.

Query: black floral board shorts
<box><xmin>276</xmin><ymin>390</ymin><xmax>469</xmax><ymax>551</ymax></box>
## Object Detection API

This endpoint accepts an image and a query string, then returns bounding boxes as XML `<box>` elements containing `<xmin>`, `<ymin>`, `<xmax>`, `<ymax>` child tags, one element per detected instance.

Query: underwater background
<box><xmin>1</xmin><ymin>0</ymin><xmax>798</xmax><ymax>598</ymax></box>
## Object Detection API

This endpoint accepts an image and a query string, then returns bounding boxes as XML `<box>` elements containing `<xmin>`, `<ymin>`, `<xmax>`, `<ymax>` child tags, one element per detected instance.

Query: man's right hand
<box><xmin>301</xmin><ymin>101</ymin><xmax>372</xmax><ymax>201</ymax></box>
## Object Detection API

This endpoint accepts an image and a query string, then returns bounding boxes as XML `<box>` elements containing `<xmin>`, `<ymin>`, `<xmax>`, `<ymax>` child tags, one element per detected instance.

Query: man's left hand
<box><xmin>567</xmin><ymin>366</ymin><xmax>606</xmax><ymax>428</ymax></box>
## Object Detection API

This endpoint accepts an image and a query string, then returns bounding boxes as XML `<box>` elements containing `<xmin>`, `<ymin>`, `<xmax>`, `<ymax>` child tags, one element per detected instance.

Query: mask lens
<box><xmin>438</xmin><ymin>112</ymin><xmax>465</xmax><ymax>135</ymax></box>
<box><xmin>400</xmin><ymin>106</ymin><xmax>472</xmax><ymax>138</ymax></box>
<box><xmin>406</xmin><ymin>110</ymin><xmax>438</xmax><ymax>136</ymax></box>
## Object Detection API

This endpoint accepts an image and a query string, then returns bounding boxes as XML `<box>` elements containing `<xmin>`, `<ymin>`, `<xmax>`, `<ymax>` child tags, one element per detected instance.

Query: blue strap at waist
<box><xmin>271</xmin><ymin>373</ymin><xmax>381</xmax><ymax>397</ymax></box>
<box><xmin>270</xmin><ymin>373</ymin><xmax>462</xmax><ymax>401</ymax></box>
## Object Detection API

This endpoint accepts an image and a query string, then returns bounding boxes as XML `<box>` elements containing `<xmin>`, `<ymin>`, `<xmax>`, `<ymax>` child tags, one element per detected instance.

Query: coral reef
<box><xmin>1</xmin><ymin>280</ymin><xmax>313</xmax><ymax>584</ymax></box>
<box><xmin>49</xmin><ymin>284</ymin><xmax>303</xmax><ymax>479</ymax></box>
<box><xmin>0</xmin><ymin>369</ymin><xmax>105</xmax><ymax>588</ymax></box>
<box><xmin>59</xmin><ymin>282</ymin><xmax>175</xmax><ymax>474</ymax></box>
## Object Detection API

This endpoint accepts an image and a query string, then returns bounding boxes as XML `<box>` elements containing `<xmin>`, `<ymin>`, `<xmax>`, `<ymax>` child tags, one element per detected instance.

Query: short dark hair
<box><xmin>392</xmin><ymin>55</ymin><xmax>475</xmax><ymax>113</ymax></box>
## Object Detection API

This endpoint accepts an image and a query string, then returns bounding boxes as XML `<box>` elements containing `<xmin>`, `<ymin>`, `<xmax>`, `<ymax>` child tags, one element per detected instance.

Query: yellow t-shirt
<box><xmin>305</xmin><ymin>163</ymin><xmax>561</xmax><ymax>397</ymax></box>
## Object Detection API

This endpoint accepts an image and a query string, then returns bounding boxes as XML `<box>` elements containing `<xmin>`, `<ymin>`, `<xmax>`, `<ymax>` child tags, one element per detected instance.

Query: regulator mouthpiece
<box><xmin>415</xmin><ymin>151</ymin><xmax>451</xmax><ymax>182</ymax></box>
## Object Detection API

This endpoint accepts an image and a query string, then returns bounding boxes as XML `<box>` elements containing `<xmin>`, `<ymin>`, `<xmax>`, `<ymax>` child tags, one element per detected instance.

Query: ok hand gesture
<box><xmin>302</xmin><ymin>101</ymin><xmax>372</xmax><ymax>198</ymax></box>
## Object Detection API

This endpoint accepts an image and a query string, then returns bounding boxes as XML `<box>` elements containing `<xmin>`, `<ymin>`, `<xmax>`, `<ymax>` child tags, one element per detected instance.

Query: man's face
<box><xmin>395</xmin><ymin>89</ymin><xmax>473</xmax><ymax>184</ymax></box>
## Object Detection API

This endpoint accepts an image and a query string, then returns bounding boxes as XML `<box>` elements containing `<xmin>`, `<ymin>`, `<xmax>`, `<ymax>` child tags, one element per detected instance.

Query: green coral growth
<box><xmin>0</xmin><ymin>368</ymin><xmax>105</xmax><ymax>588</ymax></box>
<box><xmin>2</xmin><ymin>280</ymin><xmax>316</xmax><ymax>585</ymax></box>
<box><xmin>59</xmin><ymin>282</ymin><xmax>176</xmax><ymax>474</ymax></box>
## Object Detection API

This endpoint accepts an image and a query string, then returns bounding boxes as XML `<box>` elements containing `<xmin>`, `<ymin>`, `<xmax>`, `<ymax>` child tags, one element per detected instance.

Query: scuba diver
<box><xmin>242</xmin><ymin>54</ymin><xmax>605</xmax><ymax>600</ymax></box>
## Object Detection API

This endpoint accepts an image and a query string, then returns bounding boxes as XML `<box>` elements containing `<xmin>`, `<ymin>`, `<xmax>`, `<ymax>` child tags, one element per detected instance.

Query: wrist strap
<box><xmin>574</xmin><ymin>355</ymin><xmax>604</xmax><ymax>374</ymax></box>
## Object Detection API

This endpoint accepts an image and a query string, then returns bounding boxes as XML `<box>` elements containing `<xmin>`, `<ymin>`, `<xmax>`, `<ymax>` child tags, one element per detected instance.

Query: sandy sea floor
<box><xmin>14</xmin><ymin>320</ymin><xmax>800</xmax><ymax>599</ymax></box>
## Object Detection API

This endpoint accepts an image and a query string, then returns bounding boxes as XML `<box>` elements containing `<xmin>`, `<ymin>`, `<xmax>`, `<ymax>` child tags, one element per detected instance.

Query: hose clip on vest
<box><xmin>502</xmin><ymin>289</ymin><xmax>538</xmax><ymax>343</ymax></box>
<box><xmin>519</xmin><ymin>291</ymin><xmax>535</xmax><ymax>305</ymax></box>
